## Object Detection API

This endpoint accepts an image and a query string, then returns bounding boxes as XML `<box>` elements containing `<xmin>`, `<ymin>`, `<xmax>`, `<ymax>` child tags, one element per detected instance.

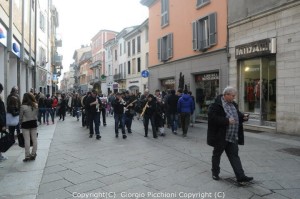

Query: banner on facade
<box><xmin>0</xmin><ymin>23</ymin><xmax>7</xmax><ymax>47</ymax></box>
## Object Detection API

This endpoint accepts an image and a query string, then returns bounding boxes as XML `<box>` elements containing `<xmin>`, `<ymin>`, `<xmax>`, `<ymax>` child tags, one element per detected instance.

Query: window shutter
<box><xmin>158</xmin><ymin>38</ymin><xmax>161</xmax><ymax>61</ymax></box>
<box><xmin>192</xmin><ymin>21</ymin><xmax>198</xmax><ymax>50</ymax></box>
<box><xmin>167</xmin><ymin>33</ymin><xmax>173</xmax><ymax>59</ymax></box>
<box><xmin>209</xmin><ymin>12</ymin><xmax>217</xmax><ymax>46</ymax></box>
<box><xmin>199</xmin><ymin>20</ymin><xmax>204</xmax><ymax>50</ymax></box>
<box><xmin>165</xmin><ymin>0</ymin><xmax>169</xmax><ymax>25</ymax></box>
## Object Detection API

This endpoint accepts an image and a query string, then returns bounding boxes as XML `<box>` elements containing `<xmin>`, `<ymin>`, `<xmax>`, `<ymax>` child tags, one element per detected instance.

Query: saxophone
<box><xmin>140</xmin><ymin>101</ymin><xmax>149</xmax><ymax>117</ymax></box>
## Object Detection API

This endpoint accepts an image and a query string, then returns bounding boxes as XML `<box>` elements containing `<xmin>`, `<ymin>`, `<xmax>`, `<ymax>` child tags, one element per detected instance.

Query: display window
<box><xmin>194</xmin><ymin>72</ymin><xmax>219</xmax><ymax>120</ymax></box>
<box><xmin>239</xmin><ymin>56</ymin><xmax>276</xmax><ymax>125</ymax></box>
<box><xmin>161</xmin><ymin>79</ymin><xmax>175</xmax><ymax>90</ymax></box>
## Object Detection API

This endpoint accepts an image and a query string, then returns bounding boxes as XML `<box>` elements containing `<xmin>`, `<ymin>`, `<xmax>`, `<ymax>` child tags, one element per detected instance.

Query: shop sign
<box><xmin>113</xmin><ymin>83</ymin><xmax>118</xmax><ymax>89</ymax></box>
<box><xmin>0</xmin><ymin>23</ymin><xmax>7</xmax><ymax>47</ymax></box>
<box><xmin>162</xmin><ymin>79</ymin><xmax>175</xmax><ymax>85</ymax></box>
<box><xmin>129</xmin><ymin>80</ymin><xmax>139</xmax><ymax>84</ymax></box>
<box><xmin>195</xmin><ymin>73</ymin><xmax>219</xmax><ymax>82</ymax></box>
<box><xmin>12</xmin><ymin>38</ymin><xmax>20</xmax><ymax>58</ymax></box>
<box><xmin>235</xmin><ymin>38</ymin><xmax>276</xmax><ymax>59</ymax></box>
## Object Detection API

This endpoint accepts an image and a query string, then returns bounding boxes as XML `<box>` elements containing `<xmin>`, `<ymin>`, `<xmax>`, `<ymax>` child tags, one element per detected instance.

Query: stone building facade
<box><xmin>228</xmin><ymin>0</ymin><xmax>300</xmax><ymax>135</ymax></box>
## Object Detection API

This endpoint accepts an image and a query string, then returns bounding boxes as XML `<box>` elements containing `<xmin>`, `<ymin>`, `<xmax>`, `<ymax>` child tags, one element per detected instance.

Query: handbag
<box><xmin>17</xmin><ymin>132</ymin><xmax>38</xmax><ymax>148</ymax></box>
<box><xmin>6</xmin><ymin>113</ymin><xmax>19</xmax><ymax>126</ymax></box>
<box><xmin>0</xmin><ymin>131</ymin><xmax>15</xmax><ymax>152</ymax></box>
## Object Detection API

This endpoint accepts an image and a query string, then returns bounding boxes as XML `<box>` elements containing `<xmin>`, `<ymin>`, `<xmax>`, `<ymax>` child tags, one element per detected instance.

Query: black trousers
<box><xmin>212</xmin><ymin>141</ymin><xmax>245</xmax><ymax>180</ymax></box>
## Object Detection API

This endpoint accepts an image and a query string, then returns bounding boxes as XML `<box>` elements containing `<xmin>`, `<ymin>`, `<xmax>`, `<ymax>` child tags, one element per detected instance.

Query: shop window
<box><xmin>192</xmin><ymin>13</ymin><xmax>217</xmax><ymax>51</ymax></box>
<box><xmin>158</xmin><ymin>33</ymin><xmax>173</xmax><ymax>62</ymax></box>
<box><xmin>195</xmin><ymin>72</ymin><xmax>219</xmax><ymax>119</ymax></box>
<box><xmin>239</xmin><ymin>56</ymin><xmax>276</xmax><ymax>125</ymax></box>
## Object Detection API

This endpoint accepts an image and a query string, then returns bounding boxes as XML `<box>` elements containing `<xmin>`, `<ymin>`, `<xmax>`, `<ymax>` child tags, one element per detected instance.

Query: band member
<box><xmin>142</xmin><ymin>94</ymin><xmax>157</xmax><ymax>138</ymax></box>
<box><xmin>99</xmin><ymin>93</ymin><xmax>107</xmax><ymax>126</ymax></box>
<box><xmin>86</xmin><ymin>90</ymin><xmax>101</xmax><ymax>140</ymax></box>
<box><xmin>111</xmin><ymin>93</ymin><xmax>127</xmax><ymax>139</ymax></box>
<box><xmin>124</xmin><ymin>91</ymin><xmax>136</xmax><ymax>134</ymax></box>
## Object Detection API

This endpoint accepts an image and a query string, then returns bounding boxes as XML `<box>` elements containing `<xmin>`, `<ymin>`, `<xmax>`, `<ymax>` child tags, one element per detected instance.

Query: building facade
<box><xmin>141</xmin><ymin>0</ymin><xmax>228</xmax><ymax>120</ymax></box>
<box><xmin>90</xmin><ymin>30</ymin><xmax>118</xmax><ymax>94</ymax></box>
<box><xmin>0</xmin><ymin>0</ymin><xmax>61</xmax><ymax>100</ymax></box>
<box><xmin>124</xmin><ymin>19</ymin><xmax>149</xmax><ymax>94</ymax></box>
<box><xmin>228</xmin><ymin>0</ymin><xmax>300</xmax><ymax>135</ymax></box>
<box><xmin>78</xmin><ymin>50</ymin><xmax>92</xmax><ymax>94</ymax></box>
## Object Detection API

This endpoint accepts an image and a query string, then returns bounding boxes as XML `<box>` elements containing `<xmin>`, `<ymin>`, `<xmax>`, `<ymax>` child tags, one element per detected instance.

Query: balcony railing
<box><xmin>113</xmin><ymin>73</ymin><xmax>126</xmax><ymax>81</ymax></box>
<box><xmin>54</xmin><ymin>54</ymin><xmax>63</xmax><ymax>66</ymax></box>
<box><xmin>90</xmin><ymin>60</ymin><xmax>102</xmax><ymax>69</ymax></box>
<box><xmin>89</xmin><ymin>76</ymin><xmax>100</xmax><ymax>85</ymax></box>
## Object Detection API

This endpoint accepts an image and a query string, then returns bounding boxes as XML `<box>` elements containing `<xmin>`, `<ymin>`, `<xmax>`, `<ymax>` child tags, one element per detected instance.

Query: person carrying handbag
<box><xmin>0</xmin><ymin>83</ymin><xmax>8</xmax><ymax>162</ymax></box>
<box><xmin>19</xmin><ymin>92</ymin><xmax>39</xmax><ymax>162</ymax></box>
<box><xmin>7</xmin><ymin>86</ymin><xmax>21</xmax><ymax>139</ymax></box>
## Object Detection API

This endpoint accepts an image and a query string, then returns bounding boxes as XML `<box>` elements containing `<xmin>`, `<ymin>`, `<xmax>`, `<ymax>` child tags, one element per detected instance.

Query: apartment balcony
<box><xmin>54</xmin><ymin>54</ymin><xmax>63</xmax><ymax>66</ymax></box>
<box><xmin>90</xmin><ymin>60</ymin><xmax>102</xmax><ymax>69</ymax></box>
<box><xmin>113</xmin><ymin>73</ymin><xmax>126</xmax><ymax>81</ymax></box>
<box><xmin>89</xmin><ymin>76</ymin><xmax>100</xmax><ymax>85</ymax></box>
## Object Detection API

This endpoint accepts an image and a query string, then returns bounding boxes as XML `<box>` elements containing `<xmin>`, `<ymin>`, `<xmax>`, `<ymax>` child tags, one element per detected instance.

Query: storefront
<box><xmin>236</xmin><ymin>38</ymin><xmax>276</xmax><ymax>127</ymax></box>
<box><xmin>194</xmin><ymin>72</ymin><xmax>219</xmax><ymax>120</ymax></box>
<box><xmin>127</xmin><ymin>79</ymin><xmax>140</xmax><ymax>94</ymax></box>
<box><xmin>161</xmin><ymin>78</ymin><xmax>175</xmax><ymax>91</ymax></box>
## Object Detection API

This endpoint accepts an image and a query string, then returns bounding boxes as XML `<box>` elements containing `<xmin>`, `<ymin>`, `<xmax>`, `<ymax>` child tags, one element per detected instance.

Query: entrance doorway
<box><xmin>239</xmin><ymin>56</ymin><xmax>276</xmax><ymax>126</ymax></box>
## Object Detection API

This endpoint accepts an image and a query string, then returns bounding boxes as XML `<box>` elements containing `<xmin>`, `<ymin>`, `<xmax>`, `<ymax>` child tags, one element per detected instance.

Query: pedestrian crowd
<box><xmin>0</xmin><ymin>83</ymin><xmax>253</xmax><ymax>184</ymax></box>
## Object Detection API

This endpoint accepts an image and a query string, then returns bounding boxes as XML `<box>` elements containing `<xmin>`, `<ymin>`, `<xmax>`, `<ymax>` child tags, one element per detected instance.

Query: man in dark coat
<box><xmin>207</xmin><ymin>86</ymin><xmax>253</xmax><ymax>184</ymax></box>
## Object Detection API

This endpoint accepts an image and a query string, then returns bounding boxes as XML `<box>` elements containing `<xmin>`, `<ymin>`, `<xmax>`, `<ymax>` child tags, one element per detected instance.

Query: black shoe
<box><xmin>237</xmin><ymin>176</ymin><xmax>253</xmax><ymax>183</ymax></box>
<box><xmin>23</xmin><ymin>156</ymin><xmax>31</xmax><ymax>162</ymax></box>
<box><xmin>212</xmin><ymin>174</ymin><xmax>220</xmax><ymax>181</ymax></box>
<box><xmin>89</xmin><ymin>134</ymin><xmax>93</xmax><ymax>138</ymax></box>
<box><xmin>30</xmin><ymin>153</ymin><xmax>37</xmax><ymax>160</ymax></box>
<box><xmin>96</xmin><ymin>135</ymin><xmax>101</xmax><ymax>140</ymax></box>
<box><xmin>123</xmin><ymin>134</ymin><xmax>127</xmax><ymax>139</ymax></box>
<box><xmin>153</xmin><ymin>136</ymin><xmax>158</xmax><ymax>139</ymax></box>
<box><xmin>128</xmin><ymin>130</ymin><xmax>132</xmax><ymax>134</ymax></box>
<box><xmin>144</xmin><ymin>135</ymin><xmax>148</xmax><ymax>137</ymax></box>
<box><xmin>115</xmin><ymin>134</ymin><xmax>118</xmax><ymax>138</ymax></box>
<box><xmin>104</xmin><ymin>123</ymin><xmax>107</xmax><ymax>126</ymax></box>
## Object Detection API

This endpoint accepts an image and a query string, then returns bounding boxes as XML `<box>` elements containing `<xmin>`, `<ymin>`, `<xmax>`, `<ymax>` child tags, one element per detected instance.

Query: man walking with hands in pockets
<box><xmin>207</xmin><ymin>86</ymin><xmax>253</xmax><ymax>184</ymax></box>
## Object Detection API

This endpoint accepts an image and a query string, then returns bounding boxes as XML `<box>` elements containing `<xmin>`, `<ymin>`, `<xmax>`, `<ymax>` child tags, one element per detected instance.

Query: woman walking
<box><xmin>19</xmin><ymin>92</ymin><xmax>39</xmax><ymax>162</ymax></box>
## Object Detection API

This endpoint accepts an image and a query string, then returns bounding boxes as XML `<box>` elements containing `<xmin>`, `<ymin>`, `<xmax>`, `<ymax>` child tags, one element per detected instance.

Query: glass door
<box><xmin>239</xmin><ymin>56</ymin><xmax>276</xmax><ymax>126</ymax></box>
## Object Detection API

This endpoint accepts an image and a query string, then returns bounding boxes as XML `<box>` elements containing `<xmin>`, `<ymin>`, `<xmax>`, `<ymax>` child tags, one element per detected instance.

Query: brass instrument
<box><xmin>124</xmin><ymin>99</ymin><xmax>137</xmax><ymax>112</ymax></box>
<box><xmin>140</xmin><ymin>101</ymin><xmax>149</xmax><ymax>117</ymax></box>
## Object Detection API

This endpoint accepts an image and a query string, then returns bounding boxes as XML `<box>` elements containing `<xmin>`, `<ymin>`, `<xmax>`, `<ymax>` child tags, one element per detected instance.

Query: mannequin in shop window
<box><xmin>246</xmin><ymin>80</ymin><xmax>255</xmax><ymax>111</ymax></box>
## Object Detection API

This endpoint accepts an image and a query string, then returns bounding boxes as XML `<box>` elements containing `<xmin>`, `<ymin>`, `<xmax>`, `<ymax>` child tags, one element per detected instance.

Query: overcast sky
<box><xmin>52</xmin><ymin>0</ymin><xmax>149</xmax><ymax>78</ymax></box>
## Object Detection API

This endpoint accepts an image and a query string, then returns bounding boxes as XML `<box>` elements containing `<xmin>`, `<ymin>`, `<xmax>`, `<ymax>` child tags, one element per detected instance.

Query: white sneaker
<box><xmin>0</xmin><ymin>156</ymin><xmax>8</xmax><ymax>162</ymax></box>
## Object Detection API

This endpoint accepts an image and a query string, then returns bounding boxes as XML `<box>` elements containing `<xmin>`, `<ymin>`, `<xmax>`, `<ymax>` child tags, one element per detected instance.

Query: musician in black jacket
<box><xmin>86</xmin><ymin>90</ymin><xmax>101</xmax><ymax>140</ymax></box>
<box><xmin>111</xmin><ymin>93</ymin><xmax>127</xmax><ymax>139</ymax></box>
<box><xmin>124</xmin><ymin>91</ymin><xmax>136</xmax><ymax>134</ymax></box>
<box><xmin>142</xmin><ymin>94</ymin><xmax>157</xmax><ymax>138</ymax></box>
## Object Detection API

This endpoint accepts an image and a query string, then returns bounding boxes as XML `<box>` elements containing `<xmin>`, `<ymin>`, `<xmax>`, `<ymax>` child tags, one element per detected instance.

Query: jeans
<box><xmin>9</xmin><ymin>123</ymin><xmax>20</xmax><ymax>135</ymax></box>
<box><xmin>180</xmin><ymin>112</ymin><xmax>191</xmax><ymax>135</ymax></box>
<box><xmin>46</xmin><ymin>108</ymin><xmax>54</xmax><ymax>123</ymax></box>
<box><xmin>38</xmin><ymin>108</ymin><xmax>46</xmax><ymax>124</ymax></box>
<box><xmin>169</xmin><ymin>113</ymin><xmax>178</xmax><ymax>132</ymax></box>
<box><xmin>89</xmin><ymin>112</ymin><xmax>100</xmax><ymax>135</ymax></box>
<box><xmin>114</xmin><ymin>113</ymin><xmax>125</xmax><ymax>135</ymax></box>
<box><xmin>212</xmin><ymin>142</ymin><xmax>245</xmax><ymax>179</ymax></box>
<box><xmin>143</xmin><ymin>114</ymin><xmax>157</xmax><ymax>137</ymax></box>
<box><xmin>124</xmin><ymin>114</ymin><xmax>134</xmax><ymax>132</ymax></box>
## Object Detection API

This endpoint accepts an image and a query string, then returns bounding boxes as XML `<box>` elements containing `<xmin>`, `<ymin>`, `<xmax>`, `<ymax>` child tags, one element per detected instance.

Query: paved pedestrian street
<box><xmin>1</xmin><ymin>116</ymin><xmax>300</xmax><ymax>199</ymax></box>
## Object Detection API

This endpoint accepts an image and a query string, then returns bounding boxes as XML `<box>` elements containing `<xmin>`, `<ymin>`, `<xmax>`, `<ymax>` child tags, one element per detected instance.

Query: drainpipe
<box><xmin>21</xmin><ymin>0</ymin><xmax>27</xmax><ymax>91</ymax></box>
<box><xmin>5</xmin><ymin>0</ymin><xmax>13</xmax><ymax>100</ymax></box>
<box><xmin>34</xmin><ymin>0</ymin><xmax>38</xmax><ymax>91</ymax></box>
